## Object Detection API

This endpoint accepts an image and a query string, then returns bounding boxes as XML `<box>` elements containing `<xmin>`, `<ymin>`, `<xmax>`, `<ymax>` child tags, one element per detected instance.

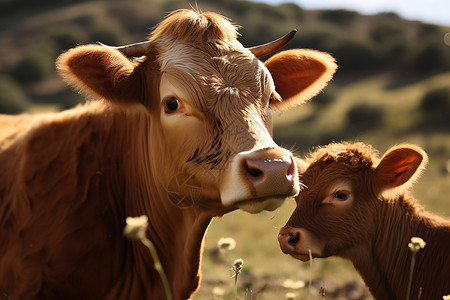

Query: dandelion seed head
<box><xmin>285</xmin><ymin>292</ymin><xmax>296</xmax><ymax>300</ymax></box>
<box><xmin>218</xmin><ymin>237</ymin><xmax>236</xmax><ymax>252</ymax></box>
<box><xmin>123</xmin><ymin>215</ymin><xmax>148</xmax><ymax>240</ymax></box>
<box><xmin>282</xmin><ymin>279</ymin><xmax>294</xmax><ymax>288</ymax></box>
<box><xmin>212</xmin><ymin>286</ymin><xmax>225</xmax><ymax>299</ymax></box>
<box><xmin>408</xmin><ymin>236</ymin><xmax>426</xmax><ymax>252</ymax></box>
<box><xmin>232</xmin><ymin>258</ymin><xmax>244</xmax><ymax>274</ymax></box>
<box><xmin>291</xmin><ymin>280</ymin><xmax>305</xmax><ymax>289</ymax></box>
<box><xmin>282</xmin><ymin>279</ymin><xmax>305</xmax><ymax>289</ymax></box>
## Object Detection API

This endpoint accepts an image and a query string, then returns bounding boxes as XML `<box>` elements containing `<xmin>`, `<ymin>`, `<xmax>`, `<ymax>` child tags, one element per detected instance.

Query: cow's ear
<box><xmin>57</xmin><ymin>45</ymin><xmax>146</xmax><ymax>104</ymax></box>
<box><xmin>374</xmin><ymin>145</ymin><xmax>428</xmax><ymax>196</ymax></box>
<box><xmin>264</xmin><ymin>49</ymin><xmax>337</xmax><ymax>111</ymax></box>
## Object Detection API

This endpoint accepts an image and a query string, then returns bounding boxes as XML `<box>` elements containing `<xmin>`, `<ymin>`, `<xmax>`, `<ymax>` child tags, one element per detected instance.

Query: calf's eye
<box><xmin>165</xmin><ymin>97</ymin><xmax>180</xmax><ymax>113</ymax></box>
<box><xmin>333</xmin><ymin>191</ymin><xmax>349</xmax><ymax>200</ymax></box>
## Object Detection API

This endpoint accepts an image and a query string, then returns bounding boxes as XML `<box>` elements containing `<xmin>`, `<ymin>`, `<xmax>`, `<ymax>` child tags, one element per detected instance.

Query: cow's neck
<box><xmin>111</xmin><ymin>105</ymin><xmax>217</xmax><ymax>299</ymax></box>
<box><xmin>128</xmin><ymin>188</ymin><xmax>213</xmax><ymax>299</ymax></box>
<box><xmin>346</xmin><ymin>193</ymin><xmax>449</xmax><ymax>300</ymax></box>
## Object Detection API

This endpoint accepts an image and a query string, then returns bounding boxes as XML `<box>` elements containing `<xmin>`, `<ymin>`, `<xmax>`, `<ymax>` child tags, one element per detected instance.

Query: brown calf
<box><xmin>278</xmin><ymin>142</ymin><xmax>450</xmax><ymax>299</ymax></box>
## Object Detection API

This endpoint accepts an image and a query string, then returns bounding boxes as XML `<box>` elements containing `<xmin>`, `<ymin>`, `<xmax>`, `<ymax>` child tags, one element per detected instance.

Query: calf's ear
<box><xmin>57</xmin><ymin>45</ymin><xmax>148</xmax><ymax>104</ymax></box>
<box><xmin>264</xmin><ymin>49</ymin><xmax>337</xmax><ymax>111</ymax></box>
<box><xmin>374</xmin><ymin>144</ymin><xmax>428</xmax><ymax>195</ymax></box>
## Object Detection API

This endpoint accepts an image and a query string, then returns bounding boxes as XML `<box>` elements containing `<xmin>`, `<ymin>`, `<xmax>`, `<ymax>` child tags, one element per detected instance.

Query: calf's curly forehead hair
<box><xmin>308</xmin><ymin>142</ymin><xmax>379</xmax><ymax>170</ymax></box>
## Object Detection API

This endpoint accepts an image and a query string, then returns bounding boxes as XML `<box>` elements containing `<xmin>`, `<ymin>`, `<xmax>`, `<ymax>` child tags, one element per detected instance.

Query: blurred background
<box><xmin>1</xmin><ymin>0</ymin><xmax>449</xmax><ymax>299</ymax></box>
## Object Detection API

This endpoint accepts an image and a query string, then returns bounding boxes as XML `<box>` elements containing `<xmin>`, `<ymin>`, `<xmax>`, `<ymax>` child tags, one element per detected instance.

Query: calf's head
<box><xmin>57</xmin><ymin>9</ymin><xmax>337</xmax><ymax>214</ymax></box>
<box><xmin>278</xmin><ymin>143</ymin><xmax>427</xmax><ymax>260</ymax></box>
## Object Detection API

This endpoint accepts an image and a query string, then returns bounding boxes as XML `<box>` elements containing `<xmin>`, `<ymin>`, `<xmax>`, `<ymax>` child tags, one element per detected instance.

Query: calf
<box><xmin>278</xmin><ymin>142</ymin><xmax>450</xmax><ymax>299</ymax></box>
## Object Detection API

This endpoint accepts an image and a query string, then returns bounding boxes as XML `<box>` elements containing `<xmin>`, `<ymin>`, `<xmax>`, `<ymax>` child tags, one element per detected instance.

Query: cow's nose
<box><xmin>278</xmin><ymin>226</ymin><xmax>301</xmax><ymax>254</ymax></box>
<box><xmin>239</xmin><ymin>147</ymin><xmax>299</xmax><ymax>198</ymax></box>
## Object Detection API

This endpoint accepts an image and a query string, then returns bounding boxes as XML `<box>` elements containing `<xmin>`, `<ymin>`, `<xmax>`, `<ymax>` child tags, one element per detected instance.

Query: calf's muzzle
<box><xmin>278</xmin><ymin>226</ymin><xmax>302</xmax><ymax>254</ymax></box>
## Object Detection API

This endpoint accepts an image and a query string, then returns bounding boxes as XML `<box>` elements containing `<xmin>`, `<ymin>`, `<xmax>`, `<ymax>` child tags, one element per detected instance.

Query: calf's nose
<box><xmin>240</xmin><ymin>147</ymin><xmax>299</xmax><ymax>198</ymax></box>
<box><xmin>278</xmin><ymin>226</ymin><xmax>301</xmax><ymax>254</ymax></box>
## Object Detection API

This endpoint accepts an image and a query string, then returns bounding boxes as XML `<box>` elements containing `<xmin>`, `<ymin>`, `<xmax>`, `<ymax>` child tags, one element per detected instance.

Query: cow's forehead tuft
<box><xmin>150</xmin><ymin>9</ymin><xmax>239</xmax><ymax>53</ymax></box>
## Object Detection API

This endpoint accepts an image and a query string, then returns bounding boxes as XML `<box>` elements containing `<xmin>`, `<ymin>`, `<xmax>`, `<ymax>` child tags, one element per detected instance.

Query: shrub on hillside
<box><xmin>10</xmin><ymin>43</ymin><xmax>57</xmax><ymax>84</ymax></box>
<box><xmin>47</xmin><ymin>24</ymin><xmax>88</xmax><ymax>53</ymax></box>
<box><xmin>319</xmin><ymin>9</ymin><xmax>359</xmax><ymax>25</ymax></box>
<box><xmin>312</xmin><ymin>84</ymin><xmax>338</xmax><ymax>107</ymax></box>
<box><xmin>276</xmin><ymin>3</ymin><xmax>304</xmax><ymax>21</ymax></box>
<box><xmin>346</xmin><ymin>103</ymin><xmax>384</xmax><ymax>130</ymax></box>
<box><xmin>420</xmin><ymin>87</ymin><xmax>450</xmax><ymax>120</ymax></box>
<box><xmin>370</xmin><ymin>21</ymin><xmax>412</xmax><ymax>64</ymax></box>
<box><xmin>411</xmin><ymin>42</ymin><xmax>450</xmax><ymax>73</ymax></box>
<box><xmin>418</xmin><ymin>23</ymin><xmax>444</xmax><ymax>39</ymax></box>
<box><xmin>90</xmin><ymin>22</ymin><xmax>126</xmax><ymax>45</ymax></box>
<box><xmin>329</xmin><ymin>39</ymin><xmax>381</xmax><ymax>71</ymax></box>
<box><xmin>370</xmin><ymin>21</ymin><xmax>406</xmax><ymax>45</ymax></box>
<box><xmin>0</xmin><ymin>75</ymin><xmax>30</xmax><ymax>114</ymax></box>
<box><xmin>237</xmin><ymin>13</ymin><xmax>282</xmax><ymax>49</ymax></box>
<box><xmin>295</xmin><ymin>25</ymin><xmax>347</xmax><ymax>52</ymax></box>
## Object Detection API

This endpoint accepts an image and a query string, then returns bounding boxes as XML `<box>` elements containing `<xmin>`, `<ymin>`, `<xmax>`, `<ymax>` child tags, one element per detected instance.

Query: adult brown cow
<box><xmin>0</xmin><ymin>9</ymin><xmax>336</xmax><ymax>300</ymax></box>
<box><xmin>278</xmin><ymin>142</ymin><xmax>450</xmax><ymax>299</ymax></box>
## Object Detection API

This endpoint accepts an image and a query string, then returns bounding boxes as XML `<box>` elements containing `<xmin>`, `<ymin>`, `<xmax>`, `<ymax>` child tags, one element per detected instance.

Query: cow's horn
<box><xmin>100</xmin><ymin>29</ymin><xmax>296</xmax><ymax>58</ymax></box>
<box><xmin>98</xmin><ymin>41</ymin><xmax>150</xmax><ymax>57</ymax></box>
<box><xmin>248</xmin><ymin>29</ymin><xmax>297</xmax><ymax>58</ymax></box>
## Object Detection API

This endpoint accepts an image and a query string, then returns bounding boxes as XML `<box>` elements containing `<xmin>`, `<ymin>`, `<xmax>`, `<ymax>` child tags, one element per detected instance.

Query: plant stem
<box><xmin>308</xmin><ymin>249</ymin><xmax>313</xmax><ymax>298</ymax></box>
<box><xmin>406</xmin><ymin>251</ymin><xmax>416</xmax><ymax>300</ymax></box>
<box><xmin>234</xmin><ymin>273</ymin><xmax>239</xmax><ymax>299</ymax></box>
<box><xmin>141</xmin><ymin>236</ymin><xmax>173</xmax><ymax>300</ymax></box>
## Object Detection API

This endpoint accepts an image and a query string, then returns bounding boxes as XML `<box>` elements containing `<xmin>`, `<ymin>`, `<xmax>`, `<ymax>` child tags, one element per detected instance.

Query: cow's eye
<box><xmin>268</xmin><ymin>95</ymin><xmax>273</xmax><ymax>105</ymax></box>
<box><xmin>165</xmin><ymin>97</ymin><xmax>180</xmax><ymax>112</ymax></box>
<box><xmin>333</xmin><ymin>191</ymin><xmax>349</xmax><ymax>200</ymax></box>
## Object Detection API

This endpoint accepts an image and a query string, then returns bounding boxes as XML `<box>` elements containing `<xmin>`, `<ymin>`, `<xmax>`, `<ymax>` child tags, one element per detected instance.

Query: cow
<box><xmin>0</xmin><ymin>9</ymin><xmax>337</xmax><ymax>300</ymax></box>
<box><xmin>278</xmin><ymin>142</ymin><xmax>450</xmax><ymax>299</ymax></box>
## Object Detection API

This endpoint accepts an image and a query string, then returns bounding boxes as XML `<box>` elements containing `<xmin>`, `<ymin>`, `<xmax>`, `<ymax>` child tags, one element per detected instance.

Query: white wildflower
<box><xmin>283</xmin><ymin>279</ymin><xmax>305</xmax><ymax>290</ymax></box>
<box><xmin>285</xmin><ymin>292</ymin><xmax>296</xmax><ymax>300</ymax></box>
<box><xmin>233</xmin><ymin>258</ymin><xmax>244</xmax><ymax>275</ymax></box>
<box><xmin>123</xmin><ymin>215</ymin><xmax>148</xmax><ymax>240</ymax></box>
<box><xmin>212</xmin><ymin>286</ymin><xmax>225</xmax><ymax>299</ymax></box>
<box><xmin>408</xmin><ymin>237</ymin><xmax>426</xmax><ymax>253</ymax></box>
<box><xmin>218</xmin><ymin>237</ymin><xmax>236</xmax><ymax>252</ymax></box>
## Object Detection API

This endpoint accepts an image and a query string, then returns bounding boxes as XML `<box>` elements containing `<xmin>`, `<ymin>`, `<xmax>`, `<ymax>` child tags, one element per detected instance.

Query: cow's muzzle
<box><xmin>220</xmin><ymin>147</ymin><xmax>299</xmax><ymax>213</ymax></box>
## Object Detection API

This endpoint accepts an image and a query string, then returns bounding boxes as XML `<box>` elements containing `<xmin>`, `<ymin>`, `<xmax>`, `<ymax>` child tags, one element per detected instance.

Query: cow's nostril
<box><xmin>286</xmin><ymin>158</ymin><xmax>295</xmax><ymax>177</ymax></box>
<box><xmin>288</xmin><ymin>232</ymin><xmax>300</xmax><ymax>246</ymax></box>
<box><xmin>243</xmin><ymin>159</ymin><xmax>264</xmax><ymax>178</ymax></box>
<box><xmin>247</xmin><ymin>167</ymin><xmax>263</xmax><ymax>178</ymax></box>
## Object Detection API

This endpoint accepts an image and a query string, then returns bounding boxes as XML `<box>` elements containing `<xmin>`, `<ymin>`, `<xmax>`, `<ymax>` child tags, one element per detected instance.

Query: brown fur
<box><xmin>1</xmin><ymin>9</ymin><xmax>337</xmax><ymax>299</ymax></box>
<box><xmin>280</xmin><ymin>142</ymin><xmax>450</xmax><ymax>299</ymax></box>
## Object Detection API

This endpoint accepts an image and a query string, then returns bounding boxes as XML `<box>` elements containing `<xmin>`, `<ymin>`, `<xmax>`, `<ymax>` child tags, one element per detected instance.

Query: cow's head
<box><xmin>57</xmin><ymin>9</ymin><xmax>337</xmax><ymax>214</ymax></box>
<box><xmin>278</xmin><ymin>143</ymin><xmax>427</xmax><ymax>261</ymax></box>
